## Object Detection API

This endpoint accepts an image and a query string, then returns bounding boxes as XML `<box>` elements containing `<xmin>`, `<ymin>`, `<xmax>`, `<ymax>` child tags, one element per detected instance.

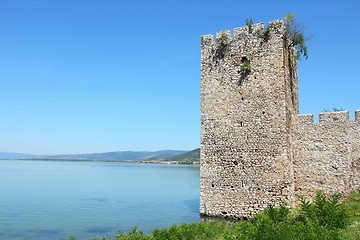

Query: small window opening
<box><xmin>241</xmin><ymin>56</ymin><xmax>248</xmax><ymax>63</ymax></box>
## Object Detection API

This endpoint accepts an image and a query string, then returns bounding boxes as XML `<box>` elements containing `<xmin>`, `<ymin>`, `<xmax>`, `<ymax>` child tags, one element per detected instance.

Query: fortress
<box><xmin>200</xmin><ymin>19</ymin><xmax>360</xmax><ymax>219</ymax></box>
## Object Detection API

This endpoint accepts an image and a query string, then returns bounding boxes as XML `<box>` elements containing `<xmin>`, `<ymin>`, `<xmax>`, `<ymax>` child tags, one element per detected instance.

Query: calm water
<box><xmin>0</xmin><ymin>160</ymin><xmax>200</xmax><ymax>240</ymax></box>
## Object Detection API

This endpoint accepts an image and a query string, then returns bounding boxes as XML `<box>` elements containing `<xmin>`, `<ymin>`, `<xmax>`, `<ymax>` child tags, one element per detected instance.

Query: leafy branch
<box><xmin>284</xmin><ymin>12</ymin><xmax>309</xmax><ymax>60</ymax></box>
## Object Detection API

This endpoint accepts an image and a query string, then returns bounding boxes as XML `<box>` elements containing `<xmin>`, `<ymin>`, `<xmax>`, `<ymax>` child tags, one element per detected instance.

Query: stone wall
<box><xmin>200</xmin><ymin>19</ymin><xmax>360</xmax><ymax>219</ymax></box>
<box><xmin>293</xmin><ymin>111</ymin><xmax>360</xmax><ymax>199</ymax></box>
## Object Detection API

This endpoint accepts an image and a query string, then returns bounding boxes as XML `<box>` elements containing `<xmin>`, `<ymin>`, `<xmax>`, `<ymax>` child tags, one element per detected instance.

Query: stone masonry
<box><xmin>200</xmin><ymin>19</ymin><xmax>360</xmax><ymax>219</ymax></box>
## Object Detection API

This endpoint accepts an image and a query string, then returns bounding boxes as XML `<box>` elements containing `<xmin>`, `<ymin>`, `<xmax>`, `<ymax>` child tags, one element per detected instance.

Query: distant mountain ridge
<box><xmin>42</xmin><ymin>150</ymin><xmax>186</xmax><ymax>161</ymax></box>
<box><xmin>0</xmin><ymin>149</ymin><xmax>199</xmax><ymax>162</ymax></box>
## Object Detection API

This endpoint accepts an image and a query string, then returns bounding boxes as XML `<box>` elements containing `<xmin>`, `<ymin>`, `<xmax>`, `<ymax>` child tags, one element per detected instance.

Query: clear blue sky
<box><xmin>1</xmin><ymin>0</ymin><xmax>359</xmax><ymax>155</ymax></box>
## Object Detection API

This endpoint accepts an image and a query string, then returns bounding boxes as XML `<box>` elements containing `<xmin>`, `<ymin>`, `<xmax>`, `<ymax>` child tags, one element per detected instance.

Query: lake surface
<box><xmin>0</xmin><ymin>160</ymin><xmax>200</xmax><ymax>240</ymax></box>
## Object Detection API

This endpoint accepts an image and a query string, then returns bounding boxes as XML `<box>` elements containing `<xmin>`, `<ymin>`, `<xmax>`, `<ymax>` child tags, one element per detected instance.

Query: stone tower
<box><xmin>200</xmin><ymin>20</ymin><xmax>299</xmax><ymax>218</ymax></box>
<box><xmin>200</xmin><ymin>19</ymin><xmax>360</xmax><ymax>219</ymax></box>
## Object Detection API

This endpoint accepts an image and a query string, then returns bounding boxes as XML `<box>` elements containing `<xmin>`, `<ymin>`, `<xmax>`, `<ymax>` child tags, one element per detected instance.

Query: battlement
<box><xmin>319</xmin><ymin>111</ymin><xmax>349</xmax><ymax>123</ymax></box>
<box><xmin>201</xmin><ymin>20</ymin><xmax>284</xmax><ymax>47</ymax></box>
<box><xmin>297</xmin><ymin>114</ymin><xmax>314</xmax><ymax>124</ymax></box>
<box><xmin>297</xmin><ymin>110</ymin><xmax>360</xmax><ymax>124</ymax></box>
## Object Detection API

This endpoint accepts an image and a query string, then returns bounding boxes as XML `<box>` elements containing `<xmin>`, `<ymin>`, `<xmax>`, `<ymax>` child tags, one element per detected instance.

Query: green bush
<box><xmin>213</xmin><ymin>32</ymin><xmax>230</xmax><ymax>61</ymax></box>
<box><xmin>152</xmin><ymin>221</ymin><xmax>229</xmax><ymax>240</ymax></box>
<box><xmin>341</xmin><ymin>190</ymin><xmax>360</xmax><ymax>240</ymax></box>
<box><xmin>240</xmin><ymin>59</ymin><xmax>251</xmax><ymax>76</ymax></box>
<box><xmin>297</xmin><ymin>191</ymin><xmax>349</xmax><ymax>230</ymax></box>
<box><xmin>263</xmin><ymin>202</ymin><xmax>291</xmax><ymax>223</ymax></box>
<box><xmin>115</xmin><ymin>226</ymin><xmax>150</xmax><ymax>240</ymax></box>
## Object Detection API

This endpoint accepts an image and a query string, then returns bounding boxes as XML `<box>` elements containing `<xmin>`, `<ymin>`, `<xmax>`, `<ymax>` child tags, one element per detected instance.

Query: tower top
<box><xmin>201</xmin><ymin>19</ymin><xmax>285</xmax><ymax>45</ymax></box>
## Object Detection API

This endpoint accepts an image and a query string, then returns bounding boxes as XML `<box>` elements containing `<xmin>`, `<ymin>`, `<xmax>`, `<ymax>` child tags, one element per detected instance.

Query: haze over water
<box><xmin>0</xmin><ymin>160</ymin><xmax>200</xmax><ymax>240</ymax></box>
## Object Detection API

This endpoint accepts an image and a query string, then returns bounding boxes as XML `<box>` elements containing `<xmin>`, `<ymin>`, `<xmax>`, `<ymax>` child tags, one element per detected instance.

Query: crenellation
<box><xmin>201</xmin><ymin>34</ymin><xmax>214</xmax><ymax>43</ymax></box>
<box><xmin>200</xmin><ymin>34</ymin><xmax>214</xmax><ymax>60</ymax></box>
<box><xmin>201</xmin><ymin>19</ymin><xmax>359</xmax><ymax>219</ymax></box>
<box><xmin>201</xmin><ymin>20</ymin><xmax>285</xmax><ymax>50</ymax></box>
<box><xmin>216</xmin><ymin>30</ymin><xmax>231</xmax><ymax>39</ymax></box>
<box><xmin>251</xmin><ymin>23</ymin><xmax>265</xmax><ymax>34</ymax></box>
<box><xmin>297</xmin><ymin>110</ymin><xmax>360</xmax><ymax>125</ymax></box>
<box><xmin>233</xmin><ymin>26</ymin><xmax>249</xmax><ymax>38</ymax></box>
<box><xmin>297</xmin><ymin>114</ymin><xmax>314</xmax><ymax>124</ymax></box>
<box><xmin>319</xmin><ymin>111</ymin><xmax>349</xmax><ymax>123</ymax></box>
<box><xmin>269</xmin><ymin>19</ymin><xmax>285</xmax><ymax>32</ymax></box>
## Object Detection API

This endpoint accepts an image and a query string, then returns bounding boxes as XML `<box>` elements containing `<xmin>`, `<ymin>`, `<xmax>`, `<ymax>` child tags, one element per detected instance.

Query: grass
<box><xmin>70</xmin><ymin>189</ymin><xmax>360</xmax><ymax>240</ymax></box>
<box><xmin>342</xmin><ymin>190</ymin><xmax>360</xmax><ymax>240</ymax></box>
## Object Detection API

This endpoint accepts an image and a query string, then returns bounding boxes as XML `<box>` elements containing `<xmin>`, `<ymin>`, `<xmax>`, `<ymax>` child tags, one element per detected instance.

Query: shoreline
<box><xmin>0</xmin><ymin>158</ymin><xmax>200</xmax><ymax>165</ymax></box>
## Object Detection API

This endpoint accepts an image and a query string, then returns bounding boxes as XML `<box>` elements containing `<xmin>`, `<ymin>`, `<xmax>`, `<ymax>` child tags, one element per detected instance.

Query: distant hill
<box><xmin>42</xmin><ymin>150</ymin><xmax>186</xmax><ymax>161</ymax></box>
<box><xmin>164</xmin><ymin>148</ymin><xmax>200</xmax><ymax>163</ymax></box>
<box><xmin>0</xmin><ymin>150</ymin><xmax>187</xmax><ymax>161</ymax></box>
<box><xmin>0</xmin><ymin>149</ymin><xmax>200</xmax><ymax>163</ymax></box>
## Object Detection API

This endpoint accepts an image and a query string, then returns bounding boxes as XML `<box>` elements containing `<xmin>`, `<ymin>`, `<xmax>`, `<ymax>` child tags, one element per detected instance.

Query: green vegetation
<box><xmin>245</xmin><ymin>18</ymin><xmax>253</xmax><ymax>33</ymax></box>
<box><xmin>333</xmin><ymin>107</ymin><xmax>345</xmax><ymax>112</ymax></box>
<box><xmin>284</xmin><ymin>12</ymin><xmax>309</xmax><ymax>60</ymax></box>
<box><xmin>214</xmin><ymin>32</ymin><xmax>230</xmax><ymax>61</ymax></box>
<box><xmin>73</xmin><ymin>190</ymin><xmax>360</xmax><ymax>240</ymax></box>
<box><xmin>239</xmin><ymin>57</ymin><xmax>251</xmax><ymax>83</ymax></box>
<box><xmin>323</xmin><ymin>107</ymin><xmax>345</xmax><ymax>112</ymax></box>
<box><xmin>342</xmin><ymin>190</ymin><xmax>360</xmax><ymax>239</ymax></box>
<box><xmin>240</xmin><ymin>58</ymin><xmax>251</xmax><ymax>76</ymax></box>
